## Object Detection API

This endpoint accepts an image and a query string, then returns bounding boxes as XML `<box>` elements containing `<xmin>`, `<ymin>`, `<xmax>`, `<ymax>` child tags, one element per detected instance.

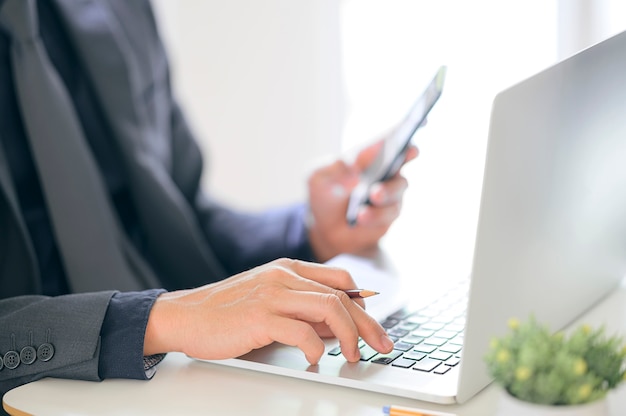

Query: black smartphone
<box><xmin>346</xmin><ymin>65</ymin><xmax>447</xmax><ymax>226</ymax></box>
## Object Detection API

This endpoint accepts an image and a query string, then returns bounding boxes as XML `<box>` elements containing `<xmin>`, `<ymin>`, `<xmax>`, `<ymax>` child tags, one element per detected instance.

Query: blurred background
<box><xmin>151</xmin><ymin>0</ymin><xmax>626</xmax><ymax>280</ymax></box>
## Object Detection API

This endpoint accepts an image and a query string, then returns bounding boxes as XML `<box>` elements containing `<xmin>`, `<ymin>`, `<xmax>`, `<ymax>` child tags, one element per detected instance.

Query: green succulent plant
<box><xmin>484</xmin><ymin>315</ymin><xmax>626</xmax><ymax>405</ymax></box>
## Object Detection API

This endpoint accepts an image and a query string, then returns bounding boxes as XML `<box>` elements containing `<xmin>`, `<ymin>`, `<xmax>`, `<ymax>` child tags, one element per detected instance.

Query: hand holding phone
<box><xmin>346</xmin><ymin>66</ymin><xmax>447</xmax><ymax>226</ymax></box>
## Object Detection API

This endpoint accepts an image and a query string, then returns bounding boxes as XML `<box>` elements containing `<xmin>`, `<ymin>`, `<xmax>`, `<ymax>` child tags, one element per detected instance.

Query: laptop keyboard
<box><xmin>327</xmin><ymin>279</ymin><xmax>469</xmax><ymax>376</ymax></box>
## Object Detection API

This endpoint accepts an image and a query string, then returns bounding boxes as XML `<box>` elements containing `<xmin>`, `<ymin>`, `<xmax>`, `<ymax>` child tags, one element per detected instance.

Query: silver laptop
<box><xmin>196</xmin><ymin>29</ymin><xmax>626</xmax><ymax>405</ymax></box>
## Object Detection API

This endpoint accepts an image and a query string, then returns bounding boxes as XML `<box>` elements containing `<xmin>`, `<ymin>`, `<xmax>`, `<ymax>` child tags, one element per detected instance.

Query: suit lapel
<box><xmin>0</xmin><ymin>135</ymin><xmax>39</xmax><ymax>295</ymax></box>
<box><xmin>52</xmin><ymin>0</ymin><xmax>227</xmax><ymax>289</ymax></box>
<box><xmin>0</xmin><ymin>136</ymin><xmax>18</xmax><ymax>215</ymax></box>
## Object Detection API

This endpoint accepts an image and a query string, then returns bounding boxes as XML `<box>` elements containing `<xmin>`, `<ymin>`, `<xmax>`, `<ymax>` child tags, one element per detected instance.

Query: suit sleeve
<box><xmin>0</xmin><ymin>291</ymin><xmax>114</xmax><ymax>399</ymax></box>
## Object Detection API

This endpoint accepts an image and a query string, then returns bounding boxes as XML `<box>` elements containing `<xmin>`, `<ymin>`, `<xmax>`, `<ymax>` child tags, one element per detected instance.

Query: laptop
<box><xmin>196</xmin><ymin>29</ymin><xmax>626</xmax><ymax>405</ymax></box>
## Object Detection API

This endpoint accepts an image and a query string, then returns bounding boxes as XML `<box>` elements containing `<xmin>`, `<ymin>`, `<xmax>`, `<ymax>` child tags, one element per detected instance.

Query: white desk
<box><xmin>5</xmin><ymin>277</ymin><xmax>626</xmax><ymax>416</ymax></box>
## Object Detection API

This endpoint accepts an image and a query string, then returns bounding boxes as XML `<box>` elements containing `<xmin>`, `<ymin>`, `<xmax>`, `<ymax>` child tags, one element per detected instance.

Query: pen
<box><xmin>345</xmin><ymin>289</ymin><xmax>379</xmax><ymax>299</ymax></box>
<box><xmin>382</xmin><ymin>405</ymin><xmax>457</xmax><ymax>416</ymax></box>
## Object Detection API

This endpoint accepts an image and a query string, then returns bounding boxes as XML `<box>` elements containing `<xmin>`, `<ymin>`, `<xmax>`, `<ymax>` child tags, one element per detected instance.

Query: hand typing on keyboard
<box><xmin>144</xmin><ymin>258</ymin><xmax>395</xmax><ymax>365</ymax></box>
<box><xmin>328</xmin><ymin>279</ymin><xmax>468</xmax><ymax>375</ymax></box>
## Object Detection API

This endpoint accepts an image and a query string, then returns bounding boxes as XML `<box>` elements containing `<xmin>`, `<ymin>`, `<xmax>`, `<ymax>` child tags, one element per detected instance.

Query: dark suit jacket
<box><xmin>0</xmin><ymin>0</ymin><xmax>313</xmax><ymax>393</ymax></box>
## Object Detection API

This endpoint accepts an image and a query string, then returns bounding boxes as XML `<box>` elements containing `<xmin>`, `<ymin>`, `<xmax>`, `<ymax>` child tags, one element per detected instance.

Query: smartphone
<box><xmin>346</xmin><ymin>65</ymin><xmax>447</xmax><ymax>226</ymax></box>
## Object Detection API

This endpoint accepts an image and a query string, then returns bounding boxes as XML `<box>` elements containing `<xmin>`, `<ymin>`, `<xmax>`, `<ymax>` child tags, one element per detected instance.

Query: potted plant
<box><xmin>484</xmin><ymin>316</ymin><xmax>626</xmax><ymax>416</ymax></box>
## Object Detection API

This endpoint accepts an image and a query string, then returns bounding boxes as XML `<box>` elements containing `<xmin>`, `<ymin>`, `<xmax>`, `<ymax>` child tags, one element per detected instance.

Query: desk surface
<box><xmin>5</xmin><ymin>278</ymin><xmax>626</xmax><ymax>416</ymax></box>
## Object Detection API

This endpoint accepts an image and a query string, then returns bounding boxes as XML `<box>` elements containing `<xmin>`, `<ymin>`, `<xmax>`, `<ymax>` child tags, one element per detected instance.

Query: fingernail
<box><xmin>381</xmin><ymin>335</ymin><xmax>394</xmax><ymax>352</ymax></box>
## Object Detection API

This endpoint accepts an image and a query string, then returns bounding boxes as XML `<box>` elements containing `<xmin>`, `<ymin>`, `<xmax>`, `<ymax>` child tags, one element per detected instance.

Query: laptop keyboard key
<box><xmin>444</xmin><ymin>323</ymin><xmax>465</xmax><ymax>332</ymax></box>
<box><xmin>449</xmin><ymin>335</ymin><xmax>464</xmax><ymax>346</ymax></box>
<box><xmin>414</xmin><ymin>344</ymin><xmax>437</xmax><ymax>354</ymax></box>
<box><xmin>327</xmin><ymin>345</ymin><xmax>342</xmax><ymax>356</ymax></box>
<box><xmin>439</xmin><ymin>343</ymin><xmax>462</xmax><ymax>354</ymax></box>
<box><xmin>381</xmin><ymin>318</ymin><xmax>400</xmax><ymax>329</ymax></box>
<box><xmin>389</xmin><ymin>307</ymin><xmax>417</xmax><ymax>320</ymax></box>
<box><xmin>388</xmin><ymin>328</ymin><xmax>410</xmax><ymax>338</ymax></box>
<box><xmin>392</xmin><ymin>357</ymin><xmax>417</xmax><ymax>368</ymax></box>
<box><xmin>423</xmin><ymin>337</ymin><xmax>448</xmax><ymax>346</ymax></box>
<box><xmin>445</xmin><ymin>356</ymin><xmax>461</xmax><ymax>367</ymax></box>
<box><xmin>329</xmin><ymin>278</ymin><xmax>470</xmax><ymax>376</ymax></box>
<box><xmin>412</xmin><ymin>358</ymin><xmax>441</xmax><ymax>372</ymax></box>
<box><xmin>401</xmin><ymin>335</ymin><xmax>425</xmax><ymax>345</ymax></box>
<box><xmin>359</xmin><ymin>345</ymin><xmax>378</xmax><ymax>361</ymax></box>
<box><xmin>411</xmin><ymin>329</ymin><xmax>435</xmax><ymax>338</ymax></box>
<box><xmin>392</xmin><ymin>341</ymin><xmax>413</xmax><ymax>352</ymax></box>
<box><xmin>421</xmin><ymin>322</ymin><xmax>445</xmax><ymax>331</ymax></box>
<box><xmin>429</xmin><ymin>351</ymin><xmax>452</xmax><ymax>361</ymax></box>
<box><xmin>371</xmin><ymin>350</ymin><xmax>402</xmax><ymax>365</ymax></box>
<box><xmin>397</xmin><ymin>322</ymin><xmax>419</xmax><ymax>331</ymax></box>
<box><xmin>434</xmin><ymin>330</ymin><xmax>458</xmax><ymax>339</ymax></box>
<box><xmin>403</xmin><ymin>350</ymin><xmax>427</xmax><ymax>361</ymax></box>
<box><xmin>405</xmin><ymin>315</ymin><xmax>429</xmax><ymax>325</ymax></box>
<box><xmin>434</xmin><ymin>365</ymin><xmax>451</xmax><ymax>375</ymax></box>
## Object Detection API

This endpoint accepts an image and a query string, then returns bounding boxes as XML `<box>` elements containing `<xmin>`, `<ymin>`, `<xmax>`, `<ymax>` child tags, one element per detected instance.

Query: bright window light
<box><xmin>339</xmin><ymin>0</ymin><xmax>558</xmax><ymax>283</ymax></box>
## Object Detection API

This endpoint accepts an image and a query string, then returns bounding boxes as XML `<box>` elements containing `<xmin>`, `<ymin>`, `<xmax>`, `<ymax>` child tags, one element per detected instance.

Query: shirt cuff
<box><xmin>98</xmin><ymin>289</ymin><xmax>167</xmax><ymax>380</ymax></box>
<box><xmin>143</xmin><ymin>353</ymin><xmax>167</xmax><ymax>378</ymax></box>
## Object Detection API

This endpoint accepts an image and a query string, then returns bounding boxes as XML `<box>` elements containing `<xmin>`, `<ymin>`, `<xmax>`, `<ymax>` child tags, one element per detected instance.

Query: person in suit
<box><xmin>0</xmin><ymin>0</ymin><xmax>417</xmax><ymax>404</ymax></box>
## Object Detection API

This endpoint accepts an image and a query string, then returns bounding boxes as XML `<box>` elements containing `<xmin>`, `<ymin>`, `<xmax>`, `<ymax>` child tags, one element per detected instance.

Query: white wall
<box><xmin>558</xmin><ymin>0</ymin><xmax>626</xmax><ymax>59</ymax></box>
<box><xmin>152</xmin><ymin>0</ymin><xmax>626</xmax><ymax>212</ymax></box>
<box><xmin>152</xmin><ymin>0</ymin><xmax>345</xmax><ymax>210</ymax></box>
<box><xmin>152</xmin><ymin>1</ymin><xmax>626</xmax><ymax>281</ymax></box>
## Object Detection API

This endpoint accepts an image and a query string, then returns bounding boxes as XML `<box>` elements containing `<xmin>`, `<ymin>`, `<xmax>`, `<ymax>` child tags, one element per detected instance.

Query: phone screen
<box><xmin>346</xmin><ymin>66</ymin><xmax>447</xmax><ymax>225</ymax></box>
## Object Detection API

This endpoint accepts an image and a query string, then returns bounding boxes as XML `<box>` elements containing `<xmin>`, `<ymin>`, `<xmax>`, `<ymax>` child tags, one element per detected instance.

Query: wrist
<box><xmin>143</xmin><ymin>292</ymin><xmax>183</xmax><ymax>356</ymax></box>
